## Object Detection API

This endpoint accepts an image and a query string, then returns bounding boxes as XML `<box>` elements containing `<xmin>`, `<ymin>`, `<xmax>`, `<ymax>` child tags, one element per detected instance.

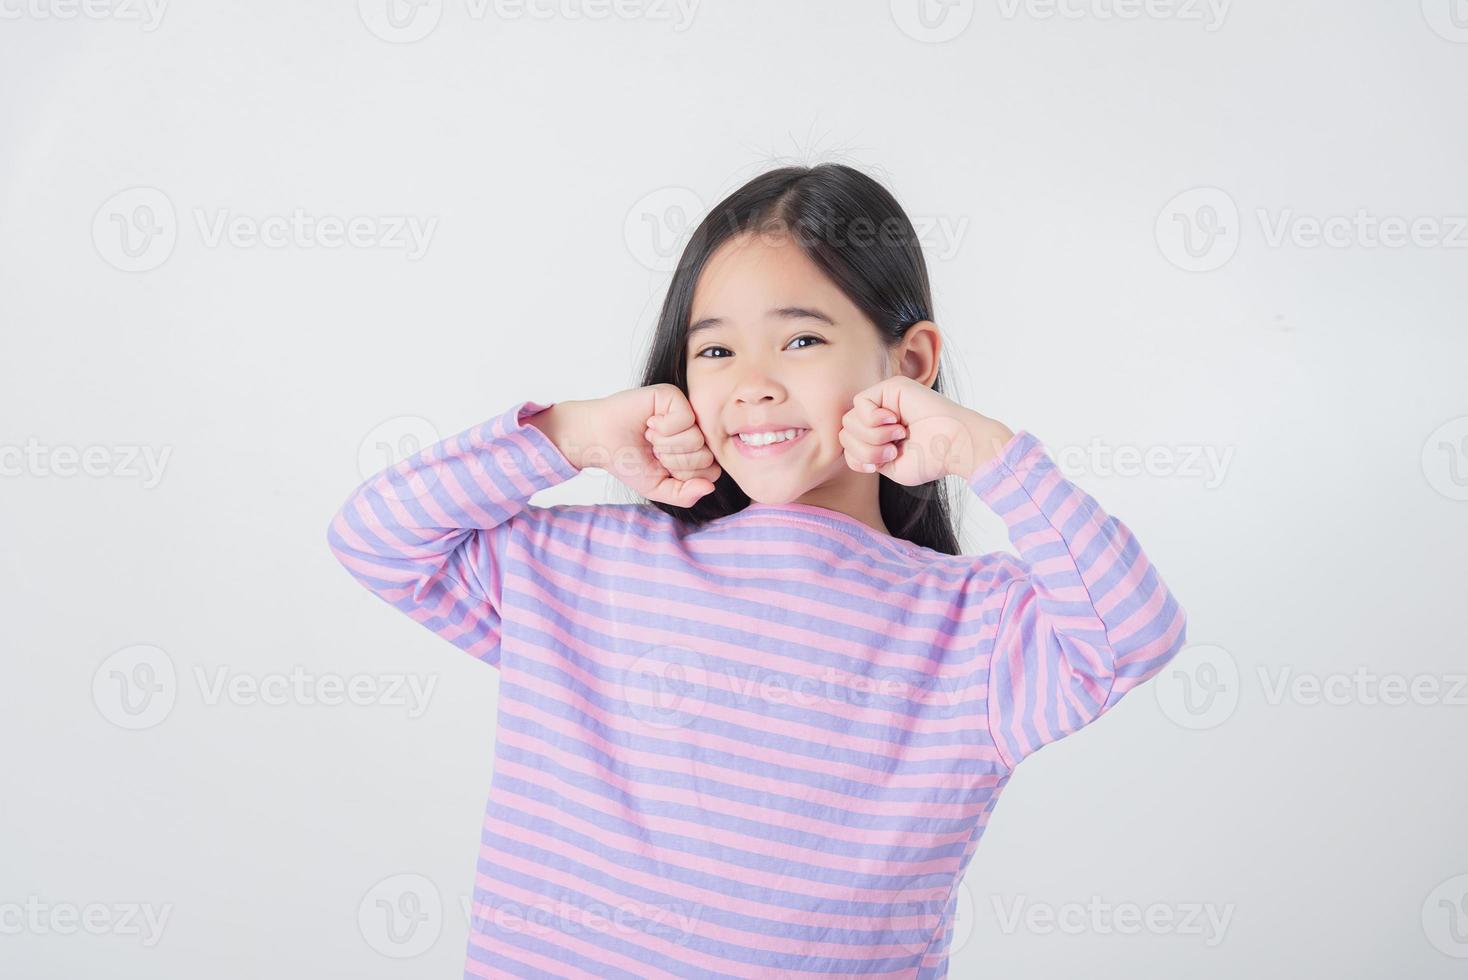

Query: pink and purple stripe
<box><xmin>327</xmin><ymin>399</ymin><xmax>1188</xmax><ymax>979</ymax></box>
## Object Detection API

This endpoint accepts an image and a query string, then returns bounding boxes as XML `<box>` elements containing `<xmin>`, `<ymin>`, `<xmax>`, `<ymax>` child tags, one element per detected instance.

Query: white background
<box><xmin>2</xmin><ymin>1</ymin><xmax>1465</xmax><ymax>977</ymax></box>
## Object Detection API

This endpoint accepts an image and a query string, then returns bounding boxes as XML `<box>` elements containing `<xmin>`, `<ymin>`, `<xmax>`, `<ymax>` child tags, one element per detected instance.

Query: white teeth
<box><xmin>738</xmin><ymin>428</ymin><xmax>802</xmax><ymax>447</ymax></box>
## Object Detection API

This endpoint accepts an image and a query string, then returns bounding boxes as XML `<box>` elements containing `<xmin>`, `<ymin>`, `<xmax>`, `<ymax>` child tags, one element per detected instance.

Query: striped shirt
<box><xmin>326</xmin><ymin>398</ymin><xmax>1188</xmax><ymax>979</ymax></box>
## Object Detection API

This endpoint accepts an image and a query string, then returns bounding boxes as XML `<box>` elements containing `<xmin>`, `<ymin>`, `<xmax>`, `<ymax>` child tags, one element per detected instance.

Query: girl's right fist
<box><xmin>576</xmin><ymin>384</ymin><xmax>721</xmax><ymax>508</ymax></box>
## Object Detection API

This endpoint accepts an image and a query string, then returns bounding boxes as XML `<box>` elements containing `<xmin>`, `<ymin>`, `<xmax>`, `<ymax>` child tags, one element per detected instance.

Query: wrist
<box><xmin>945</xmin><ymin>410</ymin><xmax>1015</xmax><ymax>479</ymax></box>
<box><xmin>525</xmin><ymin>400</ymin><xmax>592</xmax><ymax>471</ymax></box>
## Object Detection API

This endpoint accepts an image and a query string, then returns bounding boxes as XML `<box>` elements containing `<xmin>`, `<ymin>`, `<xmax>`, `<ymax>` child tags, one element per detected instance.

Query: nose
<box><xmin>732</xmin><ymin>362</ymin><xmax>787</xmax><ymax>407</ymax></box>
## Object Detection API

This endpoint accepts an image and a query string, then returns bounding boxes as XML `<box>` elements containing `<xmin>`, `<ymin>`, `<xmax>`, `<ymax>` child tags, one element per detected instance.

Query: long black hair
<box><xmin>634</xmin><ymin>163</ymin><xmax>963</xmax><ymax>555</ymax></box>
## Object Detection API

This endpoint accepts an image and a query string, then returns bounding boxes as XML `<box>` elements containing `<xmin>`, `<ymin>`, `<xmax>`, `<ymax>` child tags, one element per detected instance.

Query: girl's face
<box><xmin>684</xmin><ymin>229</ymin><xmax>909</xmax><ymax>508</ymax></box>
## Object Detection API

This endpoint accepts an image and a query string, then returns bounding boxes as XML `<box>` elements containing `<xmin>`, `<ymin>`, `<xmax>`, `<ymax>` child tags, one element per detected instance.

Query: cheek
<box><xmin>687</xmin><ymin>397</ymin><xmax>723</xmax><ymax>449</ymax></box>
<box><xmin>685</xmin><ymin>388</ymin><xmax>713</xmax><ymax>424</ymax></box>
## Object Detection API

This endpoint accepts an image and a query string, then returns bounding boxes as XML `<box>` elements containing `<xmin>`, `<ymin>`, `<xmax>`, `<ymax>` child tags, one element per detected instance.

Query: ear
<box><xmin>891</xmin><ymin>320</ymin><xmax>942</xmax><ymax>387</ymax></box>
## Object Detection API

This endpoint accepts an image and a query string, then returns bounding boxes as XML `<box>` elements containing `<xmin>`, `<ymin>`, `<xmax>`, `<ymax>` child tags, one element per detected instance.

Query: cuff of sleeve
<box><xmin>479</xmin><ymin>399</ymin><xmax>584</xmax><ymax>486</ymax></box>
<box><xmin>966</xmin><ymin>430</ymin><xmax>1048</xmax><ymax>506</ymax></box>
<box><xmin>514</xmin><ymin>399</ymin><xmax>585</xmax><ymax>480</ymax></box>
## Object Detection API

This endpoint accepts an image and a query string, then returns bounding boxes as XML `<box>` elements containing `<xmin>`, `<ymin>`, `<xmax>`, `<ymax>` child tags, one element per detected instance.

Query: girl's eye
<box><xmin>694</xmin><ymin>335</ymin><xmax>826</xmax><ymax>358</ymax></box>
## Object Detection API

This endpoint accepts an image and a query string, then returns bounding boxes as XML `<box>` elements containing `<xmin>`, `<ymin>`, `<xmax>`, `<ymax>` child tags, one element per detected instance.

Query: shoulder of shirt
<box><xmin>508</xmin><ymin>500</ymin><xmax>679</xmax><ymax>537</ymax></box>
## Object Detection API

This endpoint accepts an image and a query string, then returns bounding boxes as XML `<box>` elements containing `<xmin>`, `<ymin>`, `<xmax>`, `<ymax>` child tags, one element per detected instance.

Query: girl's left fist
<box><xmin>838</xmin><ymin>377</ymin><xmax>1014</xmax><ymax>485</ymax></box>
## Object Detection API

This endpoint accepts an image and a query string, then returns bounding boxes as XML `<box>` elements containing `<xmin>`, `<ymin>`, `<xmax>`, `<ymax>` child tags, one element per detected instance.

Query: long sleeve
<box><xmin>968</xmin><ymin>429</ymin><xmax>1188</xmax><ymax>770</ymax></box>
<box><xmin>325</xmin><ymin>399</ymin><xmax>581</xmax><ymax>669</ymax></box>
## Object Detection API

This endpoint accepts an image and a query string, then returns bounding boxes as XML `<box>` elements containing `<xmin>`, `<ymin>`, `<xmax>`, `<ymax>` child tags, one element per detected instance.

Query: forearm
<box><xmin>943</xmin><ymin>408</ymin><xmax>1016</xmax><ymax>481</ymax></box>
<box><xmin>524</xmin><ymin>399</ymin><xmax>595</xmax><ymax>471</ymax></box>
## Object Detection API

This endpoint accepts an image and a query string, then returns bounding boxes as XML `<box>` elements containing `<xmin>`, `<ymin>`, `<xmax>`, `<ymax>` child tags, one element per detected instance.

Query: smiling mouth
<box><xmin>735</xmin><ymin>427</ymin><xmax>808</xmax><ymax>447</ymax></box>
<box><xmin>731</xmin><ymin>428</ymin><xmax>810</xmax><ymax>457</ymax></box>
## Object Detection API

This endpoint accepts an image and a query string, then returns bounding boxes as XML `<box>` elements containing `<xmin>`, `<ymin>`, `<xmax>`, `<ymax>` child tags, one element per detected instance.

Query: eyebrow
<box><xmin>687</xmin><ymin>306</ymin><xmax>837</xmax><ymax>338</ymax></box>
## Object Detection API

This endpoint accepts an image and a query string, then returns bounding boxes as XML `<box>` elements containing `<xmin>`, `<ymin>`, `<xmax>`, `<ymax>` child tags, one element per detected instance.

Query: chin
<box><xmin>732</xmin><ymin>479</ymin><xmax>796</xmax><ymax>504</ymax></box>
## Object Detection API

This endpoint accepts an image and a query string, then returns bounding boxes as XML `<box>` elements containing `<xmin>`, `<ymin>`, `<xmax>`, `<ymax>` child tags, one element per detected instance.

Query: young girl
<box><xmin>327</xmin><ymin>164</ymin><xmax>1188</xmax><ymax>980</ymax></box>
